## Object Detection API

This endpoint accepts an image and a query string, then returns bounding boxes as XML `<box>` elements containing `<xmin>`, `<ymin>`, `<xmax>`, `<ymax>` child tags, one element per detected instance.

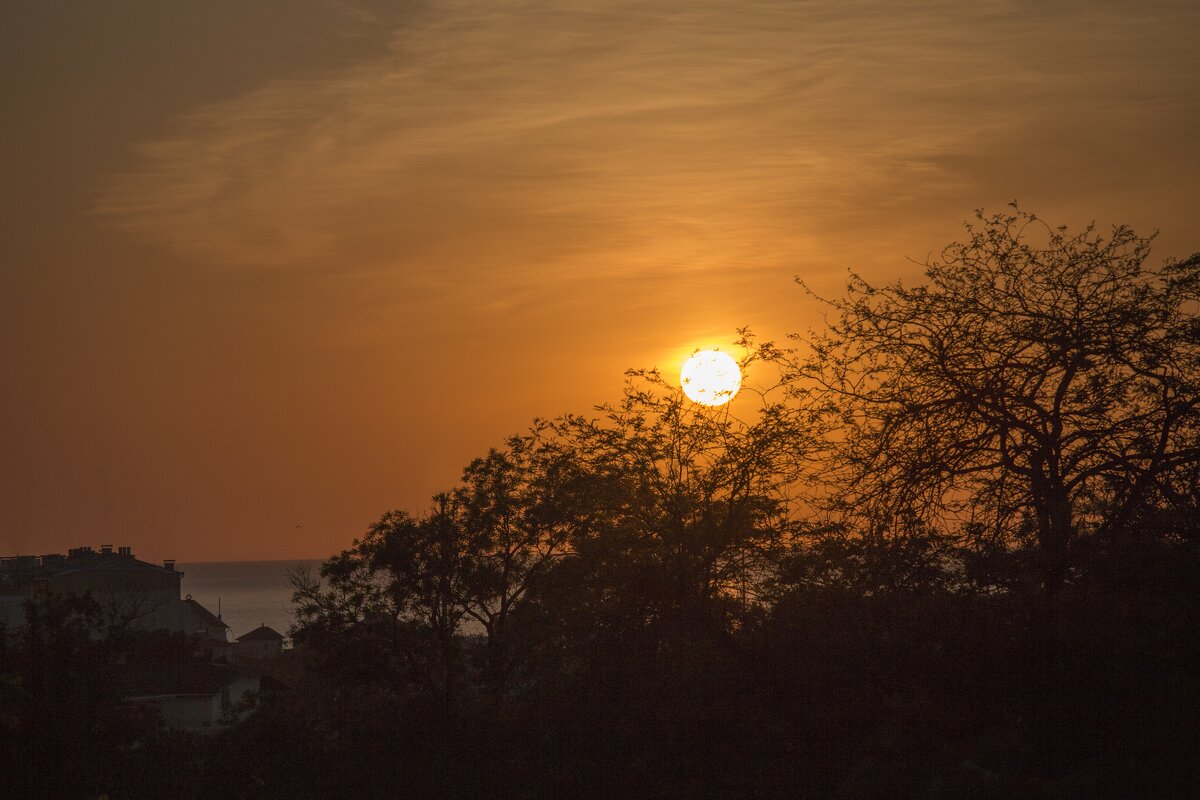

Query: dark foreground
<box><xmin>2</xmin><ymin>529</ymin><xmax>1197</xmax><ymax>800</ymax></box>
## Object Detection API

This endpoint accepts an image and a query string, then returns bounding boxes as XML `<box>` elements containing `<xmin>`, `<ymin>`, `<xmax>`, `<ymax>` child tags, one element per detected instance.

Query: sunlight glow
<box><xmin>680</xmin><ymin>350</ymin><xmax>741</xmax><ymax>406</ymax></box>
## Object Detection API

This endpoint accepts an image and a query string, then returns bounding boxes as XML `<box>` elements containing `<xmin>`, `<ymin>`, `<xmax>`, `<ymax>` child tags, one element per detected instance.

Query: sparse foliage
<box><xmin>793</xmin><ymin>206</ymin><xmax>1200</xmax><ymax>592</ymax></box>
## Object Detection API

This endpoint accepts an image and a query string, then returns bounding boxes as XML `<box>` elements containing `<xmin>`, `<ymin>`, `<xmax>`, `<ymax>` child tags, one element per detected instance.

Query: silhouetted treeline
<box><xmin>3</xmin><ymin>209</ymin><xmax>1199</xmax><ymax>799</ymax></box>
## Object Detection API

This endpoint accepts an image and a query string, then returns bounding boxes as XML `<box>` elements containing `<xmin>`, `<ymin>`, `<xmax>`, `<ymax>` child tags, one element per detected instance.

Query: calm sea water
<box><xmin>177</xmin><ymin>560</ymin><xmax>322</xmax><ymax>643</ymax></box>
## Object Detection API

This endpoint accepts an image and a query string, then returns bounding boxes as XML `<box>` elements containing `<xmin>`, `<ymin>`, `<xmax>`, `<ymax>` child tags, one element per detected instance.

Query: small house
<box><xmin>235</xmin><ymin>624</ymin><xmax>284</xmax><ymax>660</ymax></box>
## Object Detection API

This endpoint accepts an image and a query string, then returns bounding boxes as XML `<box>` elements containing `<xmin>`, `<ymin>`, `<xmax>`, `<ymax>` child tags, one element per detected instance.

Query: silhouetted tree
<box><xmin>484</xmin><ymin>342</ymin><xmax>825</xmax><ymax>797</ymax></box>
<box><xmin>528</xmin><ymin>337</ymin><xmax>816</xmax><ymax>639</ymax></box>
<box><xmin>793</xmin><ymin>206</ymin><xmax>1200</xmax><ymax>595</ymax></box>
<box><xmin>292</xmin><ymin>440</ymin><xmax>574</xmax><ymax>706</ymax></box>
<box><xmin>789</xmin><ymin>206</ymin><xmax>1200</xmax><ymax>784</ymax></box>
<box><xmin>446</xmin><ymin>443</ymin><xmax>573</xmax><ymax>696</ymax></box>
<box><xmin>291</xmin><ymin>503</ymin><xmax>466</xmax><ymax>703</ymax></box>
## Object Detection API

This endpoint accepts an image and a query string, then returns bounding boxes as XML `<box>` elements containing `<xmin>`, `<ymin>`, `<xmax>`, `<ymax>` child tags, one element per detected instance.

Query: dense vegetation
<box><xmin>3</xmin><ymin>209</ymin><xmax>1199</xmax><ymax>799</ymax></box>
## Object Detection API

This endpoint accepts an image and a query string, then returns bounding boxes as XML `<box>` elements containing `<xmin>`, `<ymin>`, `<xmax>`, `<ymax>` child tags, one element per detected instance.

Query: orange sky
<box><xmin>3</xmin><ymin>0</ymin><xmax>1199</xmax><ymax>561</ymax></box>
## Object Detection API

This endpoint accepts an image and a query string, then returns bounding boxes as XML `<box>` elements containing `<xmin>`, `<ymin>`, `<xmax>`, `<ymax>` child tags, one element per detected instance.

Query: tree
<box><xmin>482</xmin><ymin>338</ymin><xmax>821</xmax><ymax>797</ymax></box>
<box><xmin>291</xmin><ymin>500</ymin><xmax>472</xmax><ymax>703</ymax></box>
<box><xmin>793</xmin><ymin>206</ymin><xmax>1200</xmax><ymax>595</ymax></box>
<box><xmin>291</xmin><ymin>441</ymin><xmax>572</xmax><ymax>704</ymax></box>
<box><xmin>526</xmin><ymin>334</ymin><xmax>817</xmax><ymax>638</ymax></box>
<box><xmin>448</xmin><ymin>444</ymin><xmax>572</xmax><ymax>694</ymax></box>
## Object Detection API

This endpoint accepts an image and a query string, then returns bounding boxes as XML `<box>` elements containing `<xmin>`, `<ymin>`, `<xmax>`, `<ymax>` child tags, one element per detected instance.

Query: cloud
<box><xmin>94</xmin><ymin>0</ymin><xmax>1200</xmax><ymax>293</ymax></box>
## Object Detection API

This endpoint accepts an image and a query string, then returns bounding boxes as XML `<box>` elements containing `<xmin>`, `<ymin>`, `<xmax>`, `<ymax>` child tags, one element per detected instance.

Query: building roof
<box><xmin>1</xmin><ymin>546</ymin><xmax>179</xmax><ymax>590</ymax></box>
<box><xmin>237</xmin><ymin>625</ymin><xmax>284</xmax><ymax>642</ymax></box>
<box><xmin>184</xmin><ymin>597</ymin><xmax>229</xmax><ymax>630</ymax></box>
<box><xmin>54</xmin><ymin>556</ymin><xmax>177</xmax><ymax>577</ymax></box>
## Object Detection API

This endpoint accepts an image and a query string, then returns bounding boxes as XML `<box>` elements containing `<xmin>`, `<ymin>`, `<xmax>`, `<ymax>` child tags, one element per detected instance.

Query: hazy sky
<box><xmin>3</xmin><ymin>0</ymin><xmax>1198</xmax><ymax>561</ymax></box>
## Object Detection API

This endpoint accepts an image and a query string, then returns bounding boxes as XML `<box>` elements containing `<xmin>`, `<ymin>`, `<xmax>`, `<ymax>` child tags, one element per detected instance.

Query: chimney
<box><xmin>164</xmin><ymin>559</ymin><xmax>176</xmax><ymax>571</ymax></box>
<box><xmin>101</xmin><ymin>544</ymin><xmax>113</xmax><ymax>555</ymax></box>
<box><xmin>118</xmin><ymin>546</ymin><xmax>131</xmax><ymax>557</ymax></box>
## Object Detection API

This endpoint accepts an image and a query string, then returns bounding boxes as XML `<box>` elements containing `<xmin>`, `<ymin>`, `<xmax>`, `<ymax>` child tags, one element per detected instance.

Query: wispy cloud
<box><xmin>95</xmin><ymin>0</ymin><xmax>1200</xmax><ymax>292</ymax></box>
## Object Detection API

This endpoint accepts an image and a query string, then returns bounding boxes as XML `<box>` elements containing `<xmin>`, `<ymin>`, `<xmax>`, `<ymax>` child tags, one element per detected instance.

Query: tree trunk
<box><xmin>1031</xmin><ymin>481</ymin><xmax>1073</xmax><ymax>782</ymax></box>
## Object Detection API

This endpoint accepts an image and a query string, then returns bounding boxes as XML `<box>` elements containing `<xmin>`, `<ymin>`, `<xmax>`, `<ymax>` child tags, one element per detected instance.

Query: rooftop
<box><xmin>0</xmin><ymin>545</ymin><xmax>180</xmax><ymax>589</ymax></box>
<box><xmin>184</xmin><ymin>596</ymin><xmax>229</xmax><ymax>630</ymax></box>
<box><xmin>237</xmin><ymin>625</ymin><xmax>284</xmax><ymax>642</ymax></box>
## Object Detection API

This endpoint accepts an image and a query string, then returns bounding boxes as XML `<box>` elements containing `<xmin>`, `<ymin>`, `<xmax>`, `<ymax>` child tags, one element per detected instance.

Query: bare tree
<box><xmin>793</xmin><ymin>206</ymin><xmax>1200</xmax><ymax>594</ymax></box>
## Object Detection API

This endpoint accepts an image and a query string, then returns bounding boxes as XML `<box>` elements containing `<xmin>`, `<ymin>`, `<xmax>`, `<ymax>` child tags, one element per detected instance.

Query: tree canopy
<box><xmin>793</xmin><ymin>206</ymin><xmax>1200</xmax><ymax>592</ymax></box>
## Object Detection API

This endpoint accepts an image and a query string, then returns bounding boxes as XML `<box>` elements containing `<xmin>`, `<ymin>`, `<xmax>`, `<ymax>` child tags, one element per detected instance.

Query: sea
<box><xmin>176</xmin><ymin>560</ymin><xmax>323</xmax><ymax>644</ymax></box>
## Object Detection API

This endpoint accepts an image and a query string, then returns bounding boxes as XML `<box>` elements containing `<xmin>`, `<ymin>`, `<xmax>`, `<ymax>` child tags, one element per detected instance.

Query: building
<box><xmin>0</xmin><ymin>545</ymin><xmax>218</xmax><ymax>638</ymax></box>
<box><xmin>1</xmin><ymin>544</ymin><xmax>288</xmax><ymax>735</ymax></box>
<box><xmin>184</xmin><ymin>595</ymin><xmax>233</xmax><ymax>662</ymax></box>
<box><xmin>235</xmin><ymin>624</ymin><xmax>285</xmax><ymax>660</ymax></box>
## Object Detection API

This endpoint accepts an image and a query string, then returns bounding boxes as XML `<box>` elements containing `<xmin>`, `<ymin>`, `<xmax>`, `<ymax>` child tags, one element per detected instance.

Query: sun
<box><xmin>680</xmin><ymin>350</ymin><xmax>742</xmax><ymax>406</ymax></box>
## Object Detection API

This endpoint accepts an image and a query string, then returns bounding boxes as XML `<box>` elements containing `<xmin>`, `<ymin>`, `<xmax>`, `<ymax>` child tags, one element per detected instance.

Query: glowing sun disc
<box><xmin>681</xmin><ymin>350</ymin><xmax>741</xmax><ymax>406</ymax></box>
